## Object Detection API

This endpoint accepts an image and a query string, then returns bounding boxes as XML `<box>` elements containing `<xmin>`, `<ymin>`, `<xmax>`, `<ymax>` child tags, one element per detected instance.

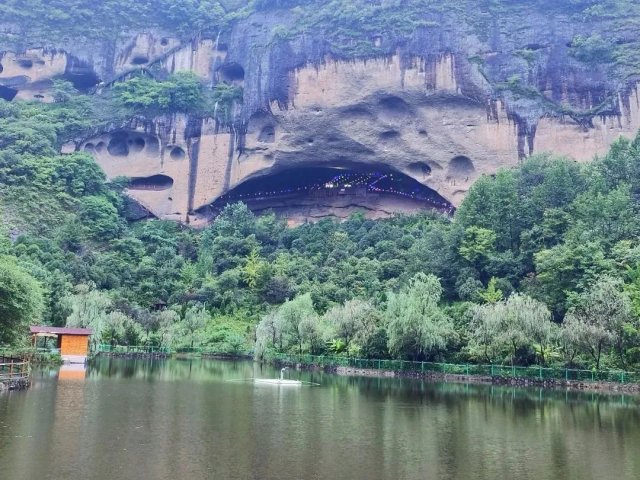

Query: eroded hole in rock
<box><xmin>130</xmin><ymin>137</ymin><xmax>146</xmax><ymax>152</ymax></box>
<box><xmin>0</xmin><ymin>85</ymin><xmax>18</xmax><ymax>101</ymax></box>
<box><xmin>418</xmin><ymin>129</ymin><xmax>427</xmax><ymax>136</ymax></box>
<box><xmin>448</xmin><ymin>155</ymin><xmax>475</xmax><ymax>175</ymax></box>
<box><xmin>84</xmin><ymin>143</ymin><xmax>95</xmax><ymax>151</ymax></box>
<box><xmin>378</xmin><ymin>95</ymin><xmax>410</xmax><ymax>116</ymax></box>
<box><xmin>131</xmin><ymin>56</ymin><xmax>149</xmax><ymax>65</ymax></box>
<box><xmin>170</xmin><ymin>146</ymin><xmax>185</xmax><ymax>160</ymax></box>
<box><xmin>341</xmin><ymin>106</ymin><xmax>374</xmax><ymax>118</ymax></box>
<box><xmin>129</xmin><ymin>174</ymin><xmax>174</xmax><ymax>191</ymax></box>
<box><xmin>160</xmin><ymin>38</ymin><xmax>169</xmax><ymax>46</ymax></box>
<box><xmin>203</xmin><ymin>165</ymin><xmax>453</xmax><ymax>222</ymax></box>
<box><xmin>0</xmin><ymin>63</ymin><xmax>3</xmax><ymax>74</ymax></box>
<box><xmin>218</xmin><ymin>62</ymin><xmax>245</xmax><ymax>83</ymax></box>
<box><xmin>62</xmin><ymin>58</ymin><xmax>100</xmax><ymax>91</ymax></box>
<box><xmin>258</xmin><ymin>125</ymin><xmax>276</xmax><ymax>143</ymax></box>
<box><xmin>380</xmin><ymin>130</ymin><xmax>400</xmax><ymax>140</ymax></box>
<box><xmin>95</xmin><ymin>141</ymin><xmax>106</xmax><ymax>152</ymax></box>
<box><xmin>408</xmin><ymin>161</ymin><xmax>432</xmax><ymax>176</ymax></box>
<box><xmin>34</xmin><ymin>94</ymin><xmax>45</xmax><ymax>99</ymax></box>
<box><xmin>107</xmin><ymin>134</ymin><xmax>130</xmax><ymax>156</ymax></box>
<box><xmin>17</xmin><ymin>59</ymin><xmax>33</xmax><ymax>69</ymax></box>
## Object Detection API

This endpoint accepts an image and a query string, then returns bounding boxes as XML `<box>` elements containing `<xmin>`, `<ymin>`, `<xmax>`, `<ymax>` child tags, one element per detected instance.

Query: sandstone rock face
<box><xmin>2</xmin><ymin>5</ymin><xmax>640</xmax><ymax>223</ymax></box>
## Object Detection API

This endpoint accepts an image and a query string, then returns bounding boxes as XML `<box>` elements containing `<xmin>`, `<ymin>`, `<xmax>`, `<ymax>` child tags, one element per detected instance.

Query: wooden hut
<box><xmin>30</xmin><ymin>326</ymin><xmax>93</xmax><ymax>364</ymax></box>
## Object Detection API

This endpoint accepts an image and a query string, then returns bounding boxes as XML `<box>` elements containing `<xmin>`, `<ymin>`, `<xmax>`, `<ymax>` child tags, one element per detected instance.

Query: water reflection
<box><xmin>0</xmin><ymin>358</ymin><xmax>638</xmax><ymax>480</ymax></box>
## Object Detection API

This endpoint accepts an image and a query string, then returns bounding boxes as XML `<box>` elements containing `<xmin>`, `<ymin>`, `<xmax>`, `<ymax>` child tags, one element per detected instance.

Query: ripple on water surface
<box><xmin>0</xmin><ymin>358</ymin><xmax>639</xmax><ymax>480</ymax></box>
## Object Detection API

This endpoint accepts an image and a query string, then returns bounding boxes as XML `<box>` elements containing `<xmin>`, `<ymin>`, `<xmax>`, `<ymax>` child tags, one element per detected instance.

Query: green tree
<box><xmin>385</xmin><ymin>273</ymin><xmax>454</xmax><ymax>360</ymax></box>
<box><xmin>278</xmin><ymin>293</ymin><xmax>317</xmax><ymax>354</ymax></box>
<box><xmin>478</xmin><ymin>277</ymin><xmax>504</xmax><ymax>304</ymax></box>
<box><xmin>242</xmin><ymin>248</ymin><xmax>267</xmax><ymax>289</ymax></box>
<box><xmin>181</xmin><ymin>305</ymin><xmax>209</xmax><ymax>348</ymax></box>
<box><xmin>79</xmin><ymin>196</ymin><xmax>121</xmax><ymax>240</ymax></box>
<box><xmin>0</xmin><ymin>257</ymin><xmax>43</xmax><ymax>344</ymax></box>
<box><xmin>322</xmin><ymin>298</ymin><xmax>379</xmax><ymax>352</ymax></box>
<box><xmin>255</xmin><ymin>310</ymin><xmax>283</xmax><ymax>359</ymax></box>
<box><xmin>470</xmin><ymin>293</ymin><xmax>552</xmax><ymax>365</ymax></box>
<box><xmin>65</xmin><ymin>284</ymin><xmax>112</xmax><ymax>348</ymax></box>
<box><xmin>534</xmin><ymin>240</ymin><xmax>613</xmax><ymax>317</ymax></box>
<box><xmin>562</xmin><ymin>276</ymin><xmax>634</xmax><ymax>369</ymax></box>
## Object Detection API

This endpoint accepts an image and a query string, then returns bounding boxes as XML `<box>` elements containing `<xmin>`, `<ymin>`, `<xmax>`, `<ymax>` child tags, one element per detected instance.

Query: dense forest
<box><xmin>2</xmin><ymin>0</ymin><xmax>640</xmax><ymax>372</ymax></box>
<box><xmin>1</xmin><ymin>73</ymin><xmax>640</xmax><ymax>371</ymax></box>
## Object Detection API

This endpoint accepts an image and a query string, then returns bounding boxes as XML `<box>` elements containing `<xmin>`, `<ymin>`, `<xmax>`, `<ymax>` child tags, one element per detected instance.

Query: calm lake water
<box><xmin>1</xmin><ymin>358</ymin><xmax>639</xmax><ymax>480</ymax></box>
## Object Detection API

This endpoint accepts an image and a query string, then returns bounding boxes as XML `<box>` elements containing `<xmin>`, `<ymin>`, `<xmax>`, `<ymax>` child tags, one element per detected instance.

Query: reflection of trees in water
<box><xmin>88</xmin><ymin>357</ymin><xmax>253</xmax><ymax>382</ymax></box>
<box><xmin>88</xmin><ymin>358</ymin><xmax>639</xmax><ymax>414</ymax></box>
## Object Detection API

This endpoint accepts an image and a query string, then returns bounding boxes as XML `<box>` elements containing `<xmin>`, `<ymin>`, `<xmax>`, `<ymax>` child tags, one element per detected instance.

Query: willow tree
<box><xmin>384</xmin><ymin>273</ymin><xmax>454</xmax><ymax>360</ymax></box>
<box><xmin>562</xmin><ymin>276</ymin><xmax>634</xmax><ymax>369</ymax></box>
<box><xmin>278</xmin><ymin>293</ymin><xmax>317</xmax><ymax>354</ymax></box>
<box><xmin>65</xmin><ymin>284</ymin><xmax>111</xmax><ymax>349</ymax></box>
<box><xmin>181</xmin><ymin>305</ymin><xmax>208</xmax><ymax>349</ymax></box>
<box><xmin>255</xmin><ymin>293</ymin><xmax>317</xmax><ymax>357</ymax></box>
<box><xmin>322</xmin><ymin>299</ymin><xmax>379</xmax><ymax>352</ymax></box>
<box><xmin>470</xmin><ymin>293</ymin><xmax>553</xmax><ymax>365</ymax></box>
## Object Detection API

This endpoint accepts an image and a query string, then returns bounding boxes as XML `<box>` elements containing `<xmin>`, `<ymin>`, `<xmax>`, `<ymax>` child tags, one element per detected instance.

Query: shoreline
<box><xmin>272</xmin><ymin>359</ymin><xmax>640</xmax><ymax>395</ymax></box>
<box><xmin>0</xmin><ymin>377</ymin><xmax>30</xmax><ymax>392</ymax></box>
<box><xmin>90</xmin><ymin>353</ymin><xmax>640</xmax><ymax>395</ymax></box>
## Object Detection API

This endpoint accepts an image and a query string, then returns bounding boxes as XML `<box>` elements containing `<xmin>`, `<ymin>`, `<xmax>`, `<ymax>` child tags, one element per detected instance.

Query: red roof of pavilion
<box><xmin>30</xmin><ymin>326</ymin><xmax>93</xmax><ymax>335</ymax></box>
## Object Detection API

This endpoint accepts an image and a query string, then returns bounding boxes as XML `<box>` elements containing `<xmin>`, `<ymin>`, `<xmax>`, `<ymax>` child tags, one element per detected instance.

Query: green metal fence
<box><xmin>269</xmin><ymin>353</ymin><xmax>640</xmax><ymax>385</ymax></box>
<box><xmin>94</xmin><ymin>345</ymin><xmax>246</xmax><ymax>356</ymax></box>
<box><xmin>95</xmin><ymin>344</ymin><xmax>171</xmax><ymax>354</ymax></box>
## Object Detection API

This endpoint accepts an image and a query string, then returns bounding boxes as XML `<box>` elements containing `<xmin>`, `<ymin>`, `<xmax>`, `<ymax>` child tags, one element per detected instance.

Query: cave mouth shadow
<box><xmin>129</xmin><ymin>174</ymin><xmax>174</xmax><ymax>191</ymax></box>
<box><xmin>200</xmin><ymin>164</ymin><xmax>453</xmax><ymax>216</ymax></box>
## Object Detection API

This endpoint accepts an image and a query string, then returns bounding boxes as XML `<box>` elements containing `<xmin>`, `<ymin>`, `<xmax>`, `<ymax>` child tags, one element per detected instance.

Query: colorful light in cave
<box><xmin>215</xmin><ymin>170</ymin><xmax>452</xmax><ymax>210</ymax></box>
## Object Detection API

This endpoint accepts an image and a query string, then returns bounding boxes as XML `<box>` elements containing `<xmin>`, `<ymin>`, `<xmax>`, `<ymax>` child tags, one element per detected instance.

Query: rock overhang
<box><xmin>3</xmin><ymin>3</ymin><xmax>640</xmax><ymax>223</ymax></box>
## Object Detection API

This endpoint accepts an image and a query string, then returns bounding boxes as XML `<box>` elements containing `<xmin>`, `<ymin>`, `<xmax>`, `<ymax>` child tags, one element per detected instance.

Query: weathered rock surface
<box><xmin>2</xmin><ymin>4</ymin><xmax>640</xmax><ymax>223</ymax></box>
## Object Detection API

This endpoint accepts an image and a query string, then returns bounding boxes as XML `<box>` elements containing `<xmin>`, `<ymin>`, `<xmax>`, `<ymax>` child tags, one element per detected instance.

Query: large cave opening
<box><xmin>200</xmin><ymin>165</ymin><xmax>453</xmax><ymax>224</ymax></box>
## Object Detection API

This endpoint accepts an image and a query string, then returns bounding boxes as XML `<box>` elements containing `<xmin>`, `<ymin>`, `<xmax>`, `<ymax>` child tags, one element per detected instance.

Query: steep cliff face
<box><xmin>2</xmin><ymin>1</ymin><xmax>640</xmax><ymax>223</ymax></box>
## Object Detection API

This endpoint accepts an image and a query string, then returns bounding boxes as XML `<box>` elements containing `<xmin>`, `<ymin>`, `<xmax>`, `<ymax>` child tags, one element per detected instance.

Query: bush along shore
<box><xmin>269</xmin><ymin>354</ymin><xmax>640</xmax><ymax>394</ymax></box>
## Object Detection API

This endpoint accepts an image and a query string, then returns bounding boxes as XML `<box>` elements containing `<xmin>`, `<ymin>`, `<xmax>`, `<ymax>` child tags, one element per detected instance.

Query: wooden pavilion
<box><xmin>30</xmin><ymin>326</ymin><xmax>93</xmax><ymax>364</ymax></box>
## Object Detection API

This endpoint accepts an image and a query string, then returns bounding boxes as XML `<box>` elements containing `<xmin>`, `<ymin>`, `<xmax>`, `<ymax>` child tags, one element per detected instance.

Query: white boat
<box><xmin>254</xmin><ymin>378</ymin><xmax>302</xmax><ymax>386</ymax></box>
<box><xmin>254</xmin><ymin>367</ymin><xmax>303</xmax><ymax>386</ymax></box>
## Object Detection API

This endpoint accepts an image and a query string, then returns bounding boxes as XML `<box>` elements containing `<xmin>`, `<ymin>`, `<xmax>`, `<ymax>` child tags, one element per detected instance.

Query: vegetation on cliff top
<box><xmin>3</xmin><ymin>0</ymin><xmax>639</xmax><ymax>125</ymax></box>
<box><xmin>2</xmin><ymin>0</ymin><xmax>638</xmax><ymax>74</ymax></box>
<box><xmin>2</xmin><ymin>91</ymin><xmax>640</xmax><ymax>371</ymax></box>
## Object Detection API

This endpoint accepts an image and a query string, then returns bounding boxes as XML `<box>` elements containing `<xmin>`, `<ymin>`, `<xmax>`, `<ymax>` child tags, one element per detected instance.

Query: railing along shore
<box><xmin>0</xmin><ymin>355</ymin><xmax>31</xmax><ymax>382</ymax></box>
<box><xmin>270</xmin><ymin>353</ymin><xmax>640</xmax><ymax>385</ymax></box>
<box><xmin>90</xmin><ymin>347</ymin><xmax>640</xmax><ymax>385</ymax></box>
